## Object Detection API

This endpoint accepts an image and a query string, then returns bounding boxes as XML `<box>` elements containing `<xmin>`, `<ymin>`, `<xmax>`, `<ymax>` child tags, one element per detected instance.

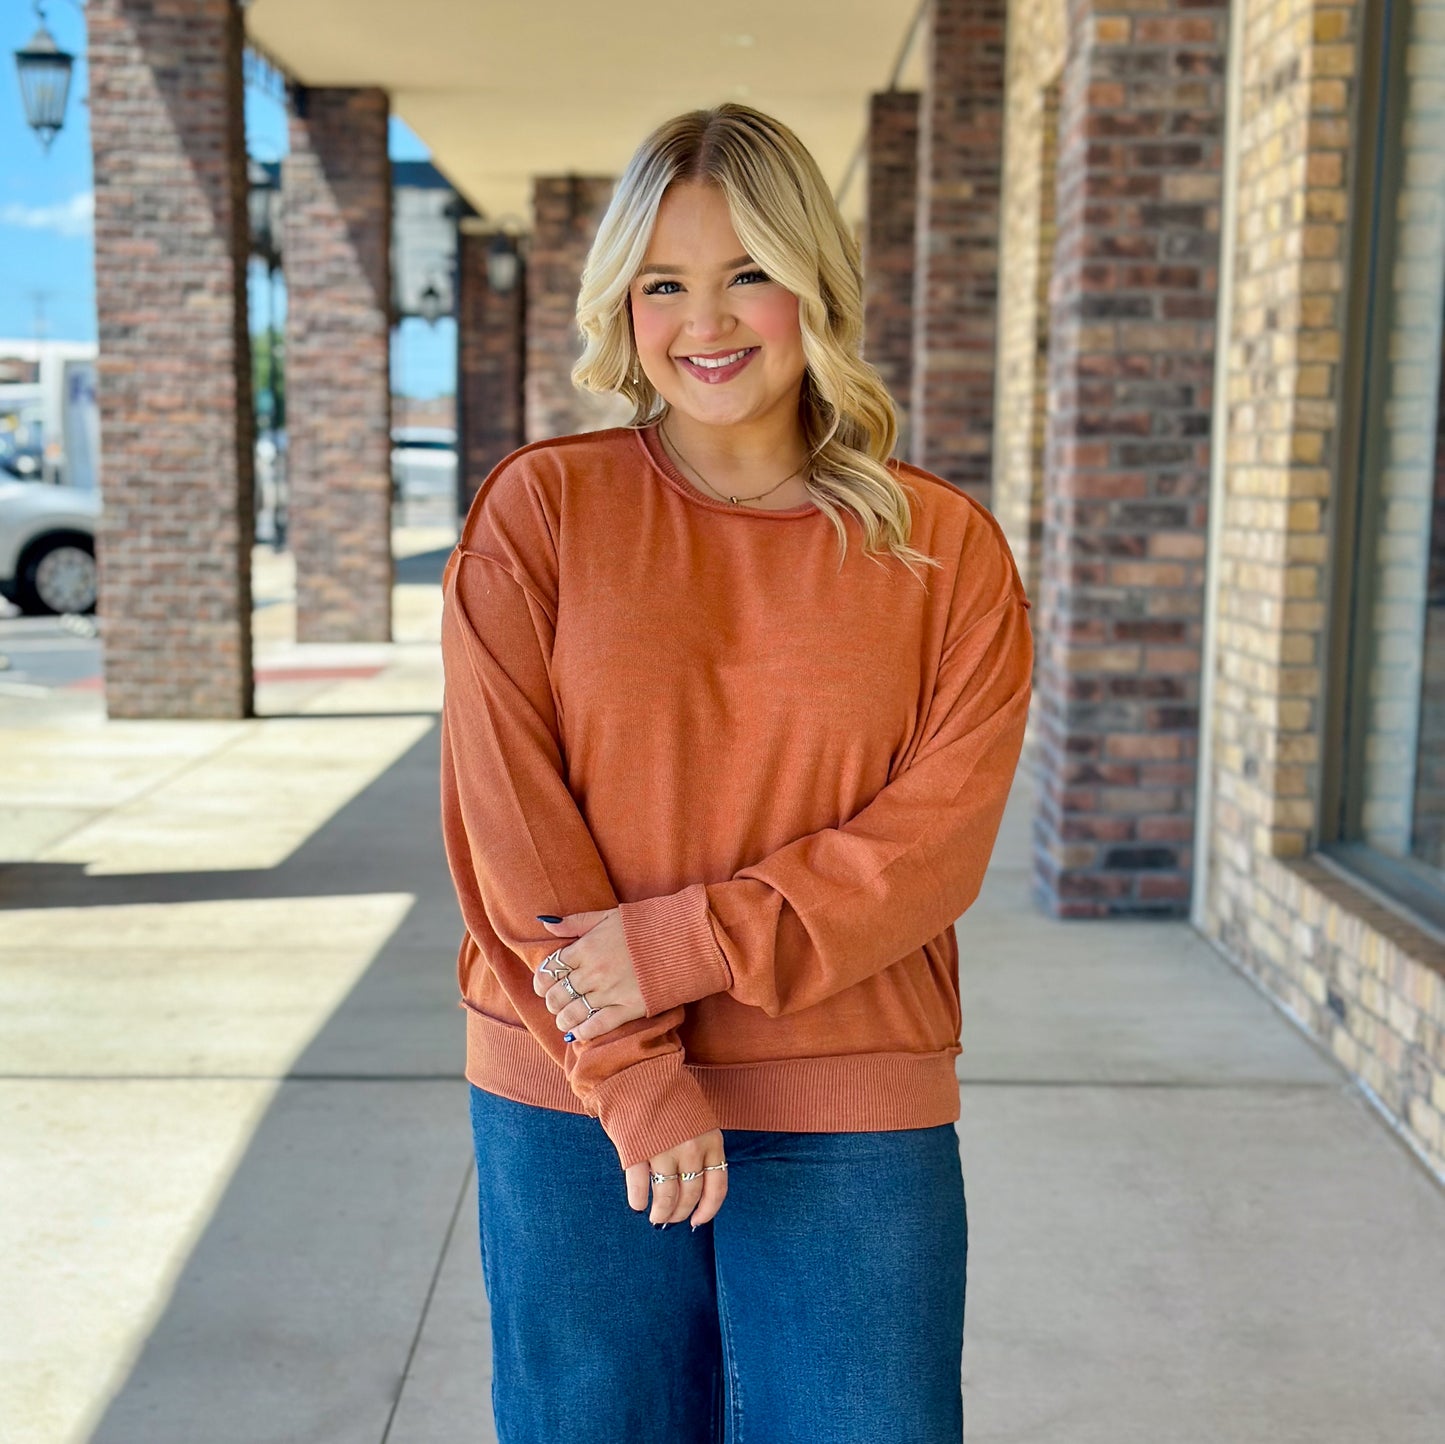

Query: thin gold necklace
<box><xmin>658</xmin><ymin>418</ymin><xmax>811</xmax><ymax>507</ymax></box>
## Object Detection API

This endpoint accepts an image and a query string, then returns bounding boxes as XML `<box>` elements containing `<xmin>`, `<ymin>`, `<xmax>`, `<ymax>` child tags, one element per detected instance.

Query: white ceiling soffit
<box><xmin>245</xmin><ymin>0</ymin><xmax>929</xmax><ymax>230</ymax></box>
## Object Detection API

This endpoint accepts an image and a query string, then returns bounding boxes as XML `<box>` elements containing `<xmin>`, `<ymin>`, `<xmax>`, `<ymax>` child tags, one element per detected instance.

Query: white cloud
<box><xmin>0</xmin><ymin>190</ymin><xmax>94</xmax><ymax>238</ymax></box>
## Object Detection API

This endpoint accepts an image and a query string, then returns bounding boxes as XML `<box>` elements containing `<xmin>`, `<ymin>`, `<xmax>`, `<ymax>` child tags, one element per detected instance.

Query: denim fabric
<box><xmin>468</xmin><ymin>1084</ymin><xmax>968</xmax><ymax>1444</ymax></box>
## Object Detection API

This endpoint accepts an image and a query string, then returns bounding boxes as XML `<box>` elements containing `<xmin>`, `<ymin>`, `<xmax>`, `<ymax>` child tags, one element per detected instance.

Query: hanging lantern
<box><xmin>417</xmin><ymin>279</ymin><xmax>447</xmax><ymax>327</ymax></box>
<box><xmin>14</xmin><ymin>6</ymin><xmax>74</xmax><ymax>154</ymax></box>
<box><xmin>487</xmin><ymin>232</ymin><xmax>521</xmax><ymax>295</ymax></box>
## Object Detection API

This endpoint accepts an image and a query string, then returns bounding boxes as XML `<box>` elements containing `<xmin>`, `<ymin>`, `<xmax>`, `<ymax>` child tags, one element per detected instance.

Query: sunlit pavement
<box><xmin>2</xmin><ymin>529</ymin><xmax>1443</xmax><ymax>1443</ymax></box>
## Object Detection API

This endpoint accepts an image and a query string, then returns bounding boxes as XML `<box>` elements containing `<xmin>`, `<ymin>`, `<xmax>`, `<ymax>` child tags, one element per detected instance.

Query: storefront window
<box><xmin>1332</xmin><ymin>0</ymin><xmax>1445</xmax><ymax>927</ymax></box>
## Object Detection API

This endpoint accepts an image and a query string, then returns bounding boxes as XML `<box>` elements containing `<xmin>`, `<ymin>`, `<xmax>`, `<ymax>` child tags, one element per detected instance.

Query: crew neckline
<box><xmin>634</xmin><ymin>422</ymin><xmax>820</xmax><ymax>519</ymax></box>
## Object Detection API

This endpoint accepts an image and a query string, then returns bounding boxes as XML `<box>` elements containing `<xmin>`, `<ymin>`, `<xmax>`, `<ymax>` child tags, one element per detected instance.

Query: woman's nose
<box><xmin>680</xmin><ymin>294</ymin><xmax>734</xmax><ymax>341</ymax></box>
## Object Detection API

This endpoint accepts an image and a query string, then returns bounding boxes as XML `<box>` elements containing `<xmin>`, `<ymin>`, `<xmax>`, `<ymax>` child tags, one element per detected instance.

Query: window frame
<box><xmin>1320</xmin><ymin>0</ymin><xmax>1445</xmax><ymax>940</ymax></box>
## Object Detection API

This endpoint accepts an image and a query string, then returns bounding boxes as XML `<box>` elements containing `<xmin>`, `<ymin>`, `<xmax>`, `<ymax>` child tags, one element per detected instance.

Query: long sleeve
<box><xmin>616</xmin><ymin>552</ymin><xmax>1034</xmax><ymax>1020</ymax></box>
<box><xmin>439</xmin><ymin>539</ymin><xmax>718</xmax><ymax>1169</ymax></box>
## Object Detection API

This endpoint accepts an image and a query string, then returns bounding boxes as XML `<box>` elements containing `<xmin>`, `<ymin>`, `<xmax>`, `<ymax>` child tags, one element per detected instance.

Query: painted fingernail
<box><xmin>562</xmin><ymin>1031</ymin><xmax>575</xmax><ymax>1042</ymax></box>
<box><xmin>536</xmin><ymin>915</ymin><xmax>562</xmax><ymax>923</ymax></box>
<box><xmin>651</xmin><ymin>1222</ymin><xmax>664</xmax><ymax>1230</ymax></box>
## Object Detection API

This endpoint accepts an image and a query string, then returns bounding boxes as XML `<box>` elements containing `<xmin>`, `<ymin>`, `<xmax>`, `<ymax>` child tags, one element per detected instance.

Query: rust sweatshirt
<box><xmin>439</xmin><ymin>421</ymin><xmax>1033</xmax><ymax>1170</ymax></box>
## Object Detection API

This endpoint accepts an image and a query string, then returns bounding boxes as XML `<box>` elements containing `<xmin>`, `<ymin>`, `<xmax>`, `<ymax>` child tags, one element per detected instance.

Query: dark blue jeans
<box><xmin>468</xmin><ymin>1084</ymin><xmax>968</xmax><ymax>1443</ymax></box>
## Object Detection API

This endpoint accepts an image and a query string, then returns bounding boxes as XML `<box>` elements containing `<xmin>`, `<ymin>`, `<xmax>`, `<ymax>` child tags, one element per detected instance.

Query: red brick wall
<box><xmin>393</xmin><ymin>395</ymin><xmax>456</xmax><ymax>431</ymax></box>
<box><xmin>88</xmin><ymin>0</ymin><xmax>255</xmax><ymax>718</ymax></box>
<box><xmin>527</xmin><ymin>175</ymin><xmax>625</xmax><ymax>441</ymax></box>
<box><xmin>864</xmin><ymin>90</ymin><xmax>920</xmax><ymax>456</ymax></box>
<box><xmin>457</xmin><ymin>227</ymin><xmax>526</xmax><ymax>512</ymax></box>
<box><xmin>1032</xmin><ymin>0</ymin><xmax>1227</xmax><ymax>916</ymax></box>
<box><xmin>912</xmin><ymin>0</ymin><xmax>1008</xmax><ymax>501</ymax></box>
<box><xmin>284</xmin><ymin>87</ymin><xmax>394</xmax><ymax>643</ymax></box>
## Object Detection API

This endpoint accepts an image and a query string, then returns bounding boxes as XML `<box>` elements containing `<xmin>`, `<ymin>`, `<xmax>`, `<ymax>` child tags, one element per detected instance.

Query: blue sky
<box><xmin>1</xmin><ymin>2</ymin><xmax>455</xmax><ymax>398</ymax></box>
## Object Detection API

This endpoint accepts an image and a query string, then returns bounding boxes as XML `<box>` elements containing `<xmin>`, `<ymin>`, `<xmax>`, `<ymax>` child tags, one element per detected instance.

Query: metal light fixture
<box><xmin>13</xmin><ymin>3</ymin><xmax>74</xmax><ymax>153</ymax></box>
<box><xmin>247</xmin><ymin>159</ymin><xmax>283</xmax><ymax>269</ymax></box>
<box><xmin>481</xmin><ymin>214</ymin><xmax>528</xmax><ymax>295</ymax></box>
<box><xmin>417</xmin><ymin>279</ymin><xmax>447</xmax><ymax>326</ymax></box>
<box><xmin>486</xmin><ymin>233</ymin><xmax>520</xmax><ymax>295</ymax></box>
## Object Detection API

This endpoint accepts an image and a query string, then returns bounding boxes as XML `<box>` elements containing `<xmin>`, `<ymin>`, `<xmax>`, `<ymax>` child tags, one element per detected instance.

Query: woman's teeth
<box><xmin>686</xmin><ymin>348</ymin><xmax>753</xmax><ymax>368</ymax></box>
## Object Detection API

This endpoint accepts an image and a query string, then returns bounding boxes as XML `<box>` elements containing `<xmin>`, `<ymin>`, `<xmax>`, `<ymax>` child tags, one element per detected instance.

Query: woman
<box><xmin>439</xmin><ymin>102</ymin><xmax>1033</xmax><ymax>1444</ymax></box>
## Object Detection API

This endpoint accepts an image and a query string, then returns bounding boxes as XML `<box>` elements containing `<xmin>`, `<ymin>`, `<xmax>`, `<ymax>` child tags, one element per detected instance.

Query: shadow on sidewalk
<box><xmin>17</xmin><ymin>720</ymin><xmax>497</xmax><ymax>1443</ymax></box>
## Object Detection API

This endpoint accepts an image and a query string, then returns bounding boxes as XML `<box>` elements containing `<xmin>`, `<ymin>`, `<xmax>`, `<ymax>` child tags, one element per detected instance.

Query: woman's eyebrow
<box><xmin>637</xmin><ymin>255</ymin><xmax>754</xmax><ymax>277</ymax></box>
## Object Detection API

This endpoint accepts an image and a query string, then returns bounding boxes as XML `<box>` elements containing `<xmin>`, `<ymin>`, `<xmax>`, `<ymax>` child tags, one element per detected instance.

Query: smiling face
<box><xmin>627</xmin><ymin>180</ymin><xmax>809</xmax><ymax>434</ymax></box>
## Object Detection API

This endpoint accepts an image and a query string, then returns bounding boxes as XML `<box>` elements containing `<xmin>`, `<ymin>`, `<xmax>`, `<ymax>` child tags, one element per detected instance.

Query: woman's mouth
<box><xmin>676</xmin><ymin>347</ymin><xmax>759</xmax><ymax>384</ymax></box>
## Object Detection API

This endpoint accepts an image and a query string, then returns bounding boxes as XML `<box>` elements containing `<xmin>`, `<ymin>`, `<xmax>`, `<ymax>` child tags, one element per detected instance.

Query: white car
<box><xmin>391</xmin><ymin>425</ymin><xmax>457</xmax><ymax>502</ymax></box>
<box><xmin>0</xmin><ymin>480</ymin><xmax>100</xmax><ymax>615</ymax></box>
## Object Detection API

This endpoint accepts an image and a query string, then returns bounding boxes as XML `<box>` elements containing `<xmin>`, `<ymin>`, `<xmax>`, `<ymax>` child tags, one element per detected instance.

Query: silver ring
<box><xmin>650</xmin><ymin>1171</ymin><xmax>680</xmax><ymax>1185</ymax></box>
<box><xmin>559</xmin><ymin>974</ymin><xmax>582</xmax><ymax>1001</ymax></box>
<box><xmin>702</xmin><ymin>1162</ymin><xmax>728</xmax><ymax>1173</ymax></box>
<box><xmin>582</xmin><ymin>998</ymin><xmax>600</xmax><ymax>1019</ymax></box>
<box><xmin>679</xmin><ymin>1169</ymin><xmax>702</xmax><ymax>1181</ymax></box>
<box><xmin>539</xmin><ymin>949</ymin><xmax>571</xmax><ymax>979</ymax></box>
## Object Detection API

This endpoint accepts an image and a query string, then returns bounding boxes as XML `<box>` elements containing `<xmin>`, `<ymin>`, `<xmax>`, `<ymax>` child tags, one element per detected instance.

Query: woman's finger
<box><xmin>551</xmin><ymin>996</ymin><xmax>593</xmax><ymax>1032</ymax></box>
<box><xmin>648</xmin><ymin>1160</ymin><xmax>682</xmax><ymax>1225</ymax></box>
<box><xmin>544</xmin><ymin>976</ymin><xmax>601</xmax><ymax>1017</ymax></box>
<box><xmin>624</xmin><ymin>1161</ymin><xmax>650</xmax><ymax>1212</ymax></box>
<box><xmin>689</xmin><ymin>1152</ymin><xmax>728</xmax><ymax>1227</ymax></box>
<box><xmin>564</xmin><ymin>1005</ymin><xmax>631</xmax><ymax>1041</ymax></box>
<box><xmin>664</xmin><ymin>1149</ymin><xmax>708</xmax><ymax>1224</ymax></box>
<box><xmin>532</xmin><ymin>942</ymin><xmax>577</xmax><ymax>998</ymax></box>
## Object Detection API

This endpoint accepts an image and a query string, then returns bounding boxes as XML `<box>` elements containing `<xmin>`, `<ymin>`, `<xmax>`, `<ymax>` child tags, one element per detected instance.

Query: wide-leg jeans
<box><xmin>468</xmin><ymin>1083</ymin><xmax>969</xmax><ymax>1444</ymax></box>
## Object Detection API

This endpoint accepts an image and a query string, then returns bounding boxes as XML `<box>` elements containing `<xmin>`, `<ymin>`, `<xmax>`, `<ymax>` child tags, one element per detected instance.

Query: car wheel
<box><xmin>17</xmin><ymin>533</ymin><xmax>97</xmax><ymax>616</ymax></box>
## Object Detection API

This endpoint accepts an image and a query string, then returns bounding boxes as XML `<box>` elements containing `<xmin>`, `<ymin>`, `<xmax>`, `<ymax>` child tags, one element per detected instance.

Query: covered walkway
<box><xmin>3</xmin><ymin>551</ymin><xmax>1443</xmax><ymax>1443</ymax></box>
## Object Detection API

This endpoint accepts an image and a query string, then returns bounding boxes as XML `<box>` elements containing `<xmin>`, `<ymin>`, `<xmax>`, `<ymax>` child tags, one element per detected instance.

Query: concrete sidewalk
<box><xmin>2</xmin><ymin>538</ymin><xmax>1443</xmax><ymax>1443</ymax></box>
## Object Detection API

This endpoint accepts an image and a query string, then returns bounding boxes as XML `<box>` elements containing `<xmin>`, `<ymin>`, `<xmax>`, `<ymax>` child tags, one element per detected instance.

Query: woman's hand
<box><xmin>625</xmin><ymin>1128</ymin><xmax>728</xmax><ymax>1227</ymax></box>
<box><xmin>532</xmin><ymin>908</ymin><xmax>644</xmax><ymax>1041</ymax></box>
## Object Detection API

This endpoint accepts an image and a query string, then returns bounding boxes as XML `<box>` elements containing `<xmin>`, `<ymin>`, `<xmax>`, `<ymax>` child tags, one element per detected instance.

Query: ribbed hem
<box><xmin>462</xmin><ymin>1004</ymin><xmax>964</xmax><ymax>1165</ymax></box>
<box><xmin>617</xmin><ymin>882</ymin><xmax>731</xmax><ymax>1015</ymax></box>
<box><xmin>682</xmin><ymin>1051</ymin><xmax>962</xmax><ymax>1132</ymax></box>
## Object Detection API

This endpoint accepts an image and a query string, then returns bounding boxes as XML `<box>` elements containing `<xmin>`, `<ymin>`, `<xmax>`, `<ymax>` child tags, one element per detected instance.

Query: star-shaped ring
<box><xmin>538</xmin><ymin>948</ymin><xmax>571</xmax><ymax>980</ymax></box>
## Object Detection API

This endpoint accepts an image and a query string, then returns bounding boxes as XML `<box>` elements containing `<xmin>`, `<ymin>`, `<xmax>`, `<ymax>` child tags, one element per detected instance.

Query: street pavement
<box><xmin>2</xmin><ymin>528</ymin><xmax>1443</xmax><ymax>1443</ymax></box>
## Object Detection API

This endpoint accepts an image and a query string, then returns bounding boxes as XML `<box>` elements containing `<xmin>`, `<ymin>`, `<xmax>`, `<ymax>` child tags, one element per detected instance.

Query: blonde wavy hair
<box><xmin>571</xmin><ymin>102</ymin><xmax>940</xmax><ymax>581</ymax></box>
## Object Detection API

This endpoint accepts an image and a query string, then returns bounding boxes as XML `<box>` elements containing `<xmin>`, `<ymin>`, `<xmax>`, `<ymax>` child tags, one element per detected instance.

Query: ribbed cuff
<box><xmin>590</xmin><ymin>1051</ymin><xmax>721</xmax><ymax>1170</ymax></box>
<box><xmin>618</xmin><ymin>882</ymin><xmax>731</xmax><ymax>1017</ymax></box>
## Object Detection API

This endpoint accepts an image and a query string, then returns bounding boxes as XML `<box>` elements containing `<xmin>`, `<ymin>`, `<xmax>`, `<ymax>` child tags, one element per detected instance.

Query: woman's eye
<box><xmin>639</xmin><ymin>270</ymin><xmax>770</xmax><ymax>297</ymax></box>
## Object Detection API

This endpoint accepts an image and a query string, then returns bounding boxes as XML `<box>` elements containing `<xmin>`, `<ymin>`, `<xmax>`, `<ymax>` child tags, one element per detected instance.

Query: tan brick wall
<box><xmin>1202</xmin><ymin>0</ymin><xmax>1445</xmax><ymax>1179</ymax></box>
<box><xmin>993</xmin><ymin>0</ymin><xmax>1065</xmax><ymax>597</ymax></box>
<box><xmin>1353</xmin><ymin>2</ymin><xmax>1445</xmax><ymax>862</ymax></box>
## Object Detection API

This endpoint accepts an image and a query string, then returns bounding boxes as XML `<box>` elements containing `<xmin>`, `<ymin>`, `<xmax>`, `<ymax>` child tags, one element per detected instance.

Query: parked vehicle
<box><xmin>0</xmin><ymin>409</ymin><xmax>45</xmax><ymax>480</ymax></box>
<box><xmin>0</xmin><ymin>480</ymin><xmax>100</xmax><ymax>615</ymax></box>
<box><xmin>0</xmin><ymin>341</ymin><xmax>100</xmax><ymax>488</ymax></box>
<box><xmin>391</xmin><ymin>425</ymin><xmax>457</xmax><ymax>502</ymax></box>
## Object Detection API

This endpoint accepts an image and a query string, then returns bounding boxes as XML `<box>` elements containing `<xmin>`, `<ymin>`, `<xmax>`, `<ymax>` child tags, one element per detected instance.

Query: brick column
<box><xmin>527</xmin><ymin>175</ymin><xmax>630</xmax><ymax>441</ymax></box>
<box><xmin>991</xmin><ymin>0</ymin><xmax>1067</xmax><ymax>604</ymax></box>
<box><xmin>284</xmin><ymin>87</ymin><xmax>393</xmax><ymax>643</ymax></box>
<box><xmin>912</xmin><ymin>0</ymin><xmax>1008</xmax><ymax>500</ymax></box>
<box><xmin>457</xmin><ymin>224</ymin><xmax>526</xmax><ymax>514</ymax></box>
<box><xmin>863</xmin><ymin>91</ymin><xmax>920</xmax><ymax>455</ymax></box>
<box><xmin>1032</xmin><ymin>0</ymin><xmax>1227</xmax><ymax>917</ymax></box>
<box><xmin>87</xmin><ymin>0</ymin><xmax>254</xmax><ymax>719</ymax></box>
